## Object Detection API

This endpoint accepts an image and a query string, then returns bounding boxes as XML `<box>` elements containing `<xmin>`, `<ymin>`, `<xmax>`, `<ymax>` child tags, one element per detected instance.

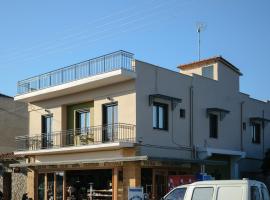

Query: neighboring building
<box><xmin>12</xmin><ymin>51</ymin><xmax>270</xmax><ymax>200</ymax></box>
<box><xmin>0</xmin><ymin>93</ymin><xmax>28</xmax><ymax>200</ymax></box>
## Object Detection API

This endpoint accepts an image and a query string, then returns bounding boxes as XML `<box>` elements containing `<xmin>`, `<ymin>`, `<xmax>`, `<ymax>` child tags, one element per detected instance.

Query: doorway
<box><xmin>102</xmin><ymin>103</ymin><xmax>118</xmax><ymax>142</ymax></box>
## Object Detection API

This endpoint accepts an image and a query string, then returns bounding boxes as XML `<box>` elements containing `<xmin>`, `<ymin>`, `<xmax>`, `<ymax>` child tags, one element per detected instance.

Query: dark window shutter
<box><xmin>75</xmin><ymin>111</ymin><xmax>80</xmax><ymax>129</ymax></box>
<box><xmin>41</xmin><ymin>116</ymin><xmax>46</xmax><ymax>133</ymax></box>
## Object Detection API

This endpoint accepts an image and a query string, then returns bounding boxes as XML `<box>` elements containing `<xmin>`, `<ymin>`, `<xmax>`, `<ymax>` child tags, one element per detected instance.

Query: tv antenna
<box><xmin>196</xmin><ymin>22</ymin><xmax>207</xmax><ymax>61</ymax></box>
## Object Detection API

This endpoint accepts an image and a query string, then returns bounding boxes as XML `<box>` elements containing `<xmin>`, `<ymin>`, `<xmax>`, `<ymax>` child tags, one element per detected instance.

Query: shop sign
<box><xmin>128</xmin><ymin>187</ymin><xmax>144</xmax><ymax>200</ymax></box>
<box><xmin>196</xmin><ymin>173</ymin><xmax>214</xmax><ymax>181</ymax></box>
<box><xmin>168</xmin><ymin>175</ymin><xmax>196</xmax><ymax>191</ymax></box>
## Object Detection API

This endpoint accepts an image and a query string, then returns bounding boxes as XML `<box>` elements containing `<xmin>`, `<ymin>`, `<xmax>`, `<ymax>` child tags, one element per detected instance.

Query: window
<box><xmin>56</xmin><ymin>172</ymin><xmax>64</xmax><ymax>200</ymax></box>
<box><xmin>262</xmin><ymin>186</ymin><xmax>270</xmax><ymax>200</ymax></box>
<box><xmin>202</xmin><ymin>65</ymin><xmax>214</xmax><ymax>79</ymax></box>
<box><xmin>180</xmin><ymin>109</ymin><xmax>186</xmax><ymax>118</ymax></box>
<box><xmin>251</xmin><ymin>186</ymin><xmax>260</xmax><ymax>200</ymax></box>
<box><xmin>103</xmin><ymin>103</ymin><xmax>118</xmax><ymax>141</ymax></box>
<box><xmin>243</xmin><ymin>122</ymin><xmax>246</xmax><ymax>130</ymax></box>
<box><xmin>252</xmin><ymin>123</ymin><xmax>261</xmax><ymax>144</ymax></box>
<box><xmin>75</xmin><ymin>109</ymin><xmax>90</xmax><ymax>130</ymax></box>
<box><xmin>153</xmin><ymin>102</ymin><xmax>168</xmax><ymax>130</ymax></box>
<box><xmin>217</xmin><ymin>186</ymin><xmax>243</xmax><ymax>200</ymax></box>
<box><xmin>41</xmin><ymin>115</ymin><xmax>53</xmax><ymax>148</ymax></box>
<box><xmin>38</xmin><ymin>174</ymin><xmax>45</xmax><ymax>200</ymax></box>
<box><xmin>192</xmin><ymin>187</ymin><xmax>214</xmax><ymax>200</ymax></box>
<box><xmin>164</xmin><ymin>187</ymin><xmax>187</xmax><ymax>200</ymax></box>
<box><xmin>47</xmin><ymin>173</ymin><xmax>54</xmax><ymax>200</ymax></box>
<box><xmin>209</xmin><ymin>114</ymin><xmax>218</xmax><ymax>138</ymax></box>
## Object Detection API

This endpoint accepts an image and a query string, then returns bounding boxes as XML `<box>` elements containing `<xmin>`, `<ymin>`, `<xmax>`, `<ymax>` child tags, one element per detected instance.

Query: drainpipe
<box><xmin>240</xmin><ymin>101</ymin><xmax>245</xmax><ymax>151</ymax></box>
<box><xmin>190</xmin><ymin>86</ymin><xmax>195</xmax><ymax>158</ymax></box>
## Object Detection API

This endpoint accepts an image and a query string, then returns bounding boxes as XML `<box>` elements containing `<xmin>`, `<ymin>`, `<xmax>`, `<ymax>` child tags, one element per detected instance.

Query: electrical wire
<box><xmin>0</xmin><ymin>0</ymin><xmax>159</xmax><ymax>58</ymax></box>
<box><xmin>0</xmin><ymin>0</ymin><xmax>172</xmax><ymax>64</ymax></box>
<box><xmin>1</xmin><ymin>0</ymin><xmax>190</xmax><ymax>66</ymax></box>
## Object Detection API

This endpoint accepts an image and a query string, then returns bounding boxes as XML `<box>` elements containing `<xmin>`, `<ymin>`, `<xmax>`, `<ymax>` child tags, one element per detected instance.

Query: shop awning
<box><xmin>10</xmin><ymin>155</ymin><xmax>228</xmax><ymax>168</ymax></box>
<box><xmin>197</xmin><ymin>147</ymin><xmax>246</xmax><ymax>160</ymax></box>
<box><xmin>10</xmin><ymin>156</ymin><xmax>149</xmax><ymax>168</ymax></box>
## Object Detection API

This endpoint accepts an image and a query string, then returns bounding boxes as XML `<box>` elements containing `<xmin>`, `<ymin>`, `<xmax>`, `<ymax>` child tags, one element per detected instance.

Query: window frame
<box><xmin>202</xmin><ymin>65</ymin><xmax>214</xmax><ymax>79</ymax></box>
<box><xmin>41</xmin><ymin>114</ymin><xmax>53</xmax><ymax>134</ymax></box>
<box><xmin>152</xmin><ymin>102</ymin><xmax>168</xmax><ymax>131</ymax></box>
<box><xmin>102</xmin><ymin>102</ymin><xmax>118</xmax><ymax>125</ymax></box>
<box><xmin>209</xmin><ymin>113</ymin><xmax>218</xmax><ymax>139</ymax></box>
<box><xmin>252</xmin><ymin>123</ymin><xmax>261</xmax><ymax>144</ymax></box>
<box><xmin>41</xmin><ymin>114</ymin><xmax>53</xmax><ymax>148</ymax></box>
<box><xmin>75</xmin><ymin>108</ymin><xmax>90</xmax><ymax>130</ymax></box>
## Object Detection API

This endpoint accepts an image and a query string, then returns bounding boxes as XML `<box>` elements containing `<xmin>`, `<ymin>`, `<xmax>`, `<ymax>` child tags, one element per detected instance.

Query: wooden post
<box><xmin>112</xmin><ymin>168</ymin><xmax>118</xmax><ymax>200</ymax></box>
<box><xmin>26</xmin><ymin>168</ymin><xmax>38</xmax><ymax>200</ymax></box>
<box><xmin>123</xmin><ymin>162</ymin><xmax>141</xmax><ymax>199</ymax></box>
<box><xmin>54</xmin><ymin>173</ymin><xmax>57</xmax><ymax>200</ymax></box>
<box><xmin>44</xmin><ymin>174</ymin><xmax>48</xmax><ymax>200</ymax></box>
<box><xmin>63</xmin><ymin>171</ymin><xmax>66</xmax><ymax>200</ymax></box>
<box><xmin>152</xmin><ymin>169</ymin><xmax>156</xmax><ymax>200</ymax></box>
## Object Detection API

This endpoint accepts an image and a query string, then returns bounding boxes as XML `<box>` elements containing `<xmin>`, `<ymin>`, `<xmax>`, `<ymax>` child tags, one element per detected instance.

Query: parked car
<box><xmin>161</xmin><ymin>179</ymin><xmax>270</xmax><ymax>200</ymax></box>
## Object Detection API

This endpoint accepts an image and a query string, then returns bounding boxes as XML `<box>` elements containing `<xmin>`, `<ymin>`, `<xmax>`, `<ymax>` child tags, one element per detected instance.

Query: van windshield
<box><xmin>164</xmin><ymin>187</ymin><xmax>187</xmax><ymax>200</ymax></box>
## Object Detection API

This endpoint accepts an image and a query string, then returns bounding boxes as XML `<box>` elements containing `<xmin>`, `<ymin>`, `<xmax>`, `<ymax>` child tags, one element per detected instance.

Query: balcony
<box><xmin>15</xmin><ymin>123</ymin><xmax>136</xmax><ymax>154</ymax></box>
<box><xmin>15</xmin><ymin>50</ymin><xmax>136</xmax><ymax>102</ymax></box>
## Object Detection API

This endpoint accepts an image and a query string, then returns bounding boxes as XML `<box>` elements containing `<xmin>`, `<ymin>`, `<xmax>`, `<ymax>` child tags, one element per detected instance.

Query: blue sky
<box><xmin>0</xmin><ymin>0</ymin><xmax>269</xmax><ymax>100</ymax></box>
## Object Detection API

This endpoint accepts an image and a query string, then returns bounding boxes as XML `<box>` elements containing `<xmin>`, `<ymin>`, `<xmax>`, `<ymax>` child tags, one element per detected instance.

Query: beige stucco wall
<box><xmin>180</xmin><ymin>63</ymin><xmax>218</xmax><ymax>80</ymax></box>
<box><xmin>28</xmin><ymin>80</ymin><xmax>136</xmax><ymax>143</ymax></box>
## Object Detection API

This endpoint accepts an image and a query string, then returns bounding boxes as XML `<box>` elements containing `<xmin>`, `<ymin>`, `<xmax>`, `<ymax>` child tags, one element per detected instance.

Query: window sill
<box><xmin>153</xmin><ymin>127</ymin><xmax>168</xmax><ymax>132</ymax></box>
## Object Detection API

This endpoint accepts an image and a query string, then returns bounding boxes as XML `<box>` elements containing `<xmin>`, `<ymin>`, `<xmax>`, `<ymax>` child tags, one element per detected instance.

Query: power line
<box><xmin>0</xmin><ymin>0</ymin><xmax>168</xmax><ymax>63</ymax></box>
<box><xmin>0</xmin><ymin>0</ymin><xmax>159</xmax><ymax>59</ymax></box>
<box><xmin>2</xmin><ymin>0</ymin><xmax>190</xmax><ymax>67</ymax></box>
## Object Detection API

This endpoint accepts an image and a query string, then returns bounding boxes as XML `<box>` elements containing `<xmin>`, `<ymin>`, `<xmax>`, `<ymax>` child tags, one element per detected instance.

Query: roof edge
<box><xmin>178</xmin><ymin>56</ymin><xmax>243</xmax><ymax>76</ymax></box>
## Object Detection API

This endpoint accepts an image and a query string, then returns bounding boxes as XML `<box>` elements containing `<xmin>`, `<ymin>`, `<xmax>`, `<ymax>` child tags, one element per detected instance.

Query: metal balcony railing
<box><xmin>17</xmin><ymin>50</ymin><xmax>134</xmax><ymax>95</ymax></box>
<box><xmin>15</xmin><ymin>123</ymin><xmax>136</xmax><ymax>151</ymax></box>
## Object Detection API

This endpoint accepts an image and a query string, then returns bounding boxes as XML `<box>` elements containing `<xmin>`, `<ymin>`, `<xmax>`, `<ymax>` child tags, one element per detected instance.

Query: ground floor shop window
<box><xmin>38</xmin><ymin>174</ymin><xmax>45</xmax><ymax>200</ymax></box>
<box><xmin>37</xmin><ymin>172</ymin><xmax>64</xmax><ymax>200</ymax></box>
<box><xmin>66</xmin><ymin>169</ymin><xmax>112</xmax><ymax>200</ymax></box>
<box><xmin>56</xmin><ymin>172</ymin><xmax>64</xmax><ymax>200</ymax></box>
<box><xmin>47</xmin><ymin>173</ymin><xmax>54</xmax><ymax>200</ymax></box>
<box><xmin>37</xmin><ymin>170</ymin><xmax>112</xmax><ymax>200</ymax></box>
<box><xmin>141</xmin><ymin>168</ymin><xmax>153</xmax><ymax>199</ymax></box>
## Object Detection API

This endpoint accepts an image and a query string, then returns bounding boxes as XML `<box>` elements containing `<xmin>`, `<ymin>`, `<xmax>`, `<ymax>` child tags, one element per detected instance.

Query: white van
<box><xmin>162</xmin><ymin>179</ymin><xmax>270</xmax><ymax>200</ymax></box>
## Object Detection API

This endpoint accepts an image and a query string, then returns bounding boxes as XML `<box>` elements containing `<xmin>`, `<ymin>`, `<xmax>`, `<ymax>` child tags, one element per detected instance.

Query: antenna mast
<box><xmin>196</xmin><ymin>22</ymin><xmax>207</xmax><ymax>61</ymax></box>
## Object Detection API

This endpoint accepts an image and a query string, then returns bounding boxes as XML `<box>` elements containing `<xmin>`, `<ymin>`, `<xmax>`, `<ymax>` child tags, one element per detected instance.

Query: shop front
<box><xmin>37</xmin><ymin>169</ymin><xmax>113</xmax><ymax>200</ymax></box>
<box><xmin>12</xmin><ymin>156</ymin><xmax>233</xmax><ymax>200</ymax></box>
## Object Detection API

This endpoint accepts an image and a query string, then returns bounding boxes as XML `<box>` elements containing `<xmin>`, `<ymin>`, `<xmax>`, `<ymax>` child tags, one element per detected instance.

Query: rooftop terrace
<box><xmin>17</xmin><ymin>50</ymin><xmax>134</xmax><ymax>95</ymax></box>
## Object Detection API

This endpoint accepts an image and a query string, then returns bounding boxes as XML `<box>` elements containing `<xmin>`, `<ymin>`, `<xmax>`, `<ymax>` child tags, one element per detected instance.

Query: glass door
<box><xmin>102</xmin><ymin>103</ymin><xmax>118</xmax><ymax>142</ymax></box>
<box><xmin>56</xmin><ymin>172</ymin><xmax>64</xmax><ymax>200</ymax></box>
<box><xmin>41</xmin><ymin>115</ymin><xmax>53</xmax><ymax>149</ymax></box>
<box><xmin>154</xmin><ymin>170</ymin><xmax>167</xmax><ymax>200</ymax></box>
<box><xmin>38</xmin><ymin>174</ymin><xmax>45</xmax><ymax>200</ymax></box>
<box><xmin>47</xmin><ymin>173</ymin><xmax>54</xmax><ymax>200</ymax></box>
